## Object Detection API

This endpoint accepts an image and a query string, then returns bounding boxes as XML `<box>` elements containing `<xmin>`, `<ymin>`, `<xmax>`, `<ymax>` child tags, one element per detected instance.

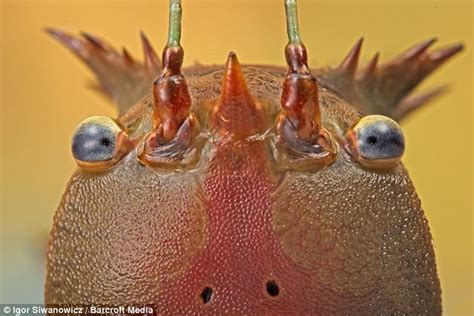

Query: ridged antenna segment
<box><xmin>281</xmin><ymin>0</ymin><xmax>321</xmax><ymax>140</ymax></box>
<box><xmin>151</xmin><ymin>0</ymin><xmax>191</xmax><ymax>142</ymax></box>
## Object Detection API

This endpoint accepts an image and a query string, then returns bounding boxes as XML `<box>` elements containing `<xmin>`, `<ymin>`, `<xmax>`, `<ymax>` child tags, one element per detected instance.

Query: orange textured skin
<box><xmin>45</xmin><ymin>66</ymin><xmax>441</xmax><ymax>314</ymax></box>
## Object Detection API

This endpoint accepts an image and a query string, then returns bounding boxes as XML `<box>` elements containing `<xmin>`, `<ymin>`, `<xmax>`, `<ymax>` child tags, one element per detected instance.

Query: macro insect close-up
<box><xmin>0</xmin><ymin>0</ymin><xmax>472</xmax><ymax>314</ymax></box>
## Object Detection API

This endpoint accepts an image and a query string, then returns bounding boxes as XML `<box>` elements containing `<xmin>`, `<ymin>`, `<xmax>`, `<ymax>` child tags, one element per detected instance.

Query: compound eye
<box><xmin>346</xmin><ymin>115</ymin><xmax>405</xmax><ymax>169</ymax></box>
<box><xmin>72</xmin><ymin>116</ymin><xmax>133</xmax><ymax>172</ymax></box>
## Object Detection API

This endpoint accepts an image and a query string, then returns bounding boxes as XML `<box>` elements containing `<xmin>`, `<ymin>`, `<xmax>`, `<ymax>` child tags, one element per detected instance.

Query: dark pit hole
<box><xmin>367</xmin><ymin>135</ymin><xmax>378</xmax><ymax>145</ymax></box>
<box><xmin>266</xmin><ymin>280</ymin><xmax>279</xmax><ymax>297</ymax></box>
<box><xmin>101</xmin><ymin>137</ymin><xmax>112</xmax><ymax>147</ymax></box>
<box><xmin>200</xmin><ymin>287</ymin><xmax>213</xmax><ymax>304</ymax></box>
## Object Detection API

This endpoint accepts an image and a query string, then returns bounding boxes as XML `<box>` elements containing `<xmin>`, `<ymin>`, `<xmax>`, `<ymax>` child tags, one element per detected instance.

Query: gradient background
<box><xmin>0</xmin><ymin>0</ymin><xmax>472</xmax><ymax>314</ymax></box>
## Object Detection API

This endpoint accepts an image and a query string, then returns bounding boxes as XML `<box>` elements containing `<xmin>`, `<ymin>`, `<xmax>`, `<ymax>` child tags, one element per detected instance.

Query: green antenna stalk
<box><xmin>167</xmin><ymin>0</ymin><xmax>182</xmax><ymax>47</ymax></box>
<box><xmin>285</xmin><ymin>0</ymin><xmax>302</xmax><ymax>45</ymax></box>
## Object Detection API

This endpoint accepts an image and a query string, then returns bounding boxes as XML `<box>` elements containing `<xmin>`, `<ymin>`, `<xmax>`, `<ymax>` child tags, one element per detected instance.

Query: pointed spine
<box><xmin>366</xmin><ymin>52</ymin><xmax>380</xmax><ymax>72</ymax></box>
<box><xmin>393</xmin><ymin>86</ymin><xmax>447</xmax><ymax>120</ymax></box>
<box><xmin>402</xmin><ymin>38</ymin><xmax>437</xmax><ymax>60</ymax></box>
<box><xmin>358</xmin><ymin>52</ymin><xmax>379</xmax><ymax>80</ymax></box>
<box><xmin>45</xmin><ymin>28</ymin><xmax>89</xmax><ymax>59</ymax></box>
<box><xmin>211</xmin><ymin>52</ymin><xmax>265</xmax><ymax>136</ymax></box>
<box><xmin>339</xmin><ymin>37</ymin><xmax>364</xmax><ymax>75</ymax></box>
<box><xmin>318</xmin><ymin>36</ymin><xmax>463</xmax><ymax>122</ymax></box>
<box><xmin>429</xmin><ymin>44</ymin><xmax>464</xmax><ymax>64</ymax></box>
<box><xmin>140</xmin><ymin>31</ymin><xmax>160</xmax><ymax>70</ymax></box>
<box><xmin>121</xmin><ymin>48</ymin><xmax>135</xmax><ymax>66</ymax></box>
<box><xmin>81</xmin><ymin>32</ymin><xmax>111</xmax><ymax>52</ymax></box>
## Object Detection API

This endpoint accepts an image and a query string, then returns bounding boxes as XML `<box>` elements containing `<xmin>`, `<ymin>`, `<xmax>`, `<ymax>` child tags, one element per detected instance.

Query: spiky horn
<box><xmin>45</xmin><ymin>28</ymin><xmax>161</xmax><ymax>113</ymax></box>
<box><xmin>318</xmin><ymin>37</ymin><xmax>464</xmax><ymax>120</ymax></box>
<box><xmin>211</xmin><ymin>52</ymin><xmax>265</xmax><ymax>137</ymax></box>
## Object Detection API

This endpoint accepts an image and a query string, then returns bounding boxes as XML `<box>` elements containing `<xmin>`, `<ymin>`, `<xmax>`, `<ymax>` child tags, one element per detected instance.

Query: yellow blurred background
<box><xmin>0</xmin><ymin>0</ymin><xmax>472</xmax><ymax>314</ymax></box>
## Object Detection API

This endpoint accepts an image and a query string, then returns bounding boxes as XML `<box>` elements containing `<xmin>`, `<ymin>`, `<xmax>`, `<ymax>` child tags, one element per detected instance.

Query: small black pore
<box><xmin>200</xmin><ymin>287</ymin><xmax>213</xmax><ymax>304</ymax></box>
<box><xmin>266</xmin><ymin>280</ymin><xmax>279</xmax><ymax>297</ymax></box>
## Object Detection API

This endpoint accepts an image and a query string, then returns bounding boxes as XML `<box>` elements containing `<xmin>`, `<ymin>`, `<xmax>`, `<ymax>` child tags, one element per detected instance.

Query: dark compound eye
<box><xmin>71</xmin><ymin>116</ymin><xmax>133</xmax><ymax>172</ymax></box>
<box><xmin>346</xmin><ymin>115</ymin><xmax>405</xmax><ymax>168</ymax></box>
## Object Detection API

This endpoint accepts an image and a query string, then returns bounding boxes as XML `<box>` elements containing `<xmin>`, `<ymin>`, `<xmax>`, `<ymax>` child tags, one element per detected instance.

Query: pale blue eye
<box><xmin>348</xmin><ymin>115</ymin><xmax>405</xmax><ymax>167</ymax></box>
<box><xmin>71</xmin><ymin>116</ymin><xmax>120</xmax><ymax>162</ymax></box>
<box><xmin>357</xmin><ymin>120</ymin><xmax>405</xmax><ymax>160</ymax></box>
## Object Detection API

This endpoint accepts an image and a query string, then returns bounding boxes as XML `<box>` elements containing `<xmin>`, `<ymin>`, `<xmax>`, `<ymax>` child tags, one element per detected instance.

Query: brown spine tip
<box><xmin>358</xmin><ymin>52</ymin><xmax>380</xmax><ymax>80</ymax></box>
<box><xmin>211</xmin><ymin>52</ymin><xmax>265</xmax><ymax>137</ymax></box>
<box><xmin>339</xmin><ymin>37</ymin><xmax>364</xmax><ymax>74</ymax></box>
<box><xmin>402</xmin><ymin>37</ymin><xmax>437</xmax><ymax>60</ymax></box>
<box><xmin>81</xmin><ymin>32</ymin><xmax>110</xmax><ymax>52</ymax></box>
<box><xmin>140</xmin><ymin>31</ymin><xmax>160</xmax><ymax>69</ymax></box>
<box><xmin>121</xmin><ymin>47</ymin><xmax>135</xmax><ymax>66</ymax></box>
<box><xmin>365</xmin><ymin>52</ymin><xmax>380</xmax><ymax>73</ymax></box>
<box><xmin>45</xmin><ymin>28</ymin><xmax>88</xmax><ymax>58</ymax></box>
<box><xmin>151</xmin><ymin>45</ymin><xmax>191</xmax><ymax>143</ymax></box>
<box><xmin>281</xmin><ymin>43</ymin><xmax>321</xmax><ymax>140</ymax></box>
<box><xmin>429</xmin><ymin>43</ymin><xmax>464</xmax><ymax>63</ymax></box>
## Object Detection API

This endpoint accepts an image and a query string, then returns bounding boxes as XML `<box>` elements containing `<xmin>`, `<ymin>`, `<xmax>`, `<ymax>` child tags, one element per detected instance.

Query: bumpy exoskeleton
<box><xmin>45</xmin><ymin>0</ymin><xmax>463</xmax><ymax>314</ymax></box>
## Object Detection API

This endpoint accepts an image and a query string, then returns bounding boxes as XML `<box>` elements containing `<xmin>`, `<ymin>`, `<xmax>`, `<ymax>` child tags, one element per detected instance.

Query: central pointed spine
<box><xmin>211</xmin><ymin>52</ymin><xmax>265</xmax><ymax>137</ymax></box>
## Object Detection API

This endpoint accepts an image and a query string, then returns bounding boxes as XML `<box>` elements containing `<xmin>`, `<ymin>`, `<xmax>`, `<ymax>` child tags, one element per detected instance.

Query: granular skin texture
<box><xmin>45</xmin><ymin>65</ymin><xmax>441</xmax><ymax>314</ymax></box>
